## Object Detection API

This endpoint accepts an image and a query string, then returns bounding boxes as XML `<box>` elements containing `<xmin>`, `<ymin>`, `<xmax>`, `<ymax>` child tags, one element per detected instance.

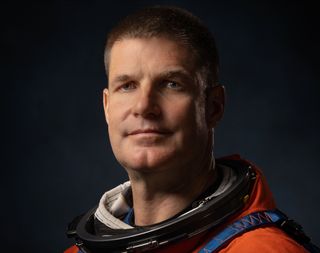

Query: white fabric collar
<box><xmin>94</xmin><ymin>181</ymin><xmax>133</xmax><ymax>229</ymax></box>
<box><xmin>94</xmin><ymin>164</ymin><xmax>235</xmax><ymax>229</ymax></box>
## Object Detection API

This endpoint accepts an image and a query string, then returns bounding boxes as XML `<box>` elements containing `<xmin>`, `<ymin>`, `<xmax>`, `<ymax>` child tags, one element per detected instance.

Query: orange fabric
<box><xmin>64</xmin><ymin>245</ymin><xmax>79</xmax><ymax>253</ymax></box>
<box><xmin>217</xmin><ymin>226</ymin><xmax>308</xmax><ymax>253</ymax></box>
<box><xmin>64</xmin><ymin>155</ymin><xmax>308</xmax><ymax>253</ymax></box>
<box><xmin>154</xmin><ymin>155</ymin><xmax>307</xmax><ymax>253</ymax></box>
<box><xmin>191</xmin><ymin>155</ymin><xmax>308</xmax><ymax>253</ymax></box>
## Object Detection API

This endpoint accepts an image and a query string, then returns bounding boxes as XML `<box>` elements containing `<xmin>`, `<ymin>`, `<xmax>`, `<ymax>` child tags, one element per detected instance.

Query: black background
<box><xmin>3</xmin><ymin>0</ymin><xmax>319</xmax><ymax>252</ymax></box>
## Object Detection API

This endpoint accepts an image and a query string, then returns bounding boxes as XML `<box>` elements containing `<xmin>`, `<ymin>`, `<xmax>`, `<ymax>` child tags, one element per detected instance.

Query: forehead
<box><xmin>108</xmin><ymin>37</ymin><xmax>195</xmax><ymax>81</ymax></box>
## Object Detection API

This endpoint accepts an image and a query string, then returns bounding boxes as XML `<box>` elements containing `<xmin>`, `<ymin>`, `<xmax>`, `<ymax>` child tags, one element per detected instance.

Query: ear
<box><xmin>206</xmin><ymin>85</ymin><xmax>225</xmax><ymax>128</ymax></box>
<box><xmin>103</xmin><ymin>88</ymin><xmax>110</xmax><ymax>125</ymax></box>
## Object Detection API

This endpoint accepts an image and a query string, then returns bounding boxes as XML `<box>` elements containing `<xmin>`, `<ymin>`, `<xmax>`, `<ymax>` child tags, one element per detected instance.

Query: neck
<box><xmin>128</xmin><ymin>149</ymin><xmax>216</xmax><ymax>226</ymax></box>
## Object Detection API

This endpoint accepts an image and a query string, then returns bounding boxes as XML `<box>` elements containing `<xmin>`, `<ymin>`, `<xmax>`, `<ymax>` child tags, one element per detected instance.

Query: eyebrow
<box><xmin>110</xmin><ymin>74</ymin><xmax>132</xmax><ymax>86</ymax></box>
<box><xmin>109</xmin><ymin>68</ymin><xmax>192</xmax><ymax>87</ymax></box>
<box><xmin>157</xmin><ymin>69</ymin><xmax>192</xmax><ymax>81</ymax></box>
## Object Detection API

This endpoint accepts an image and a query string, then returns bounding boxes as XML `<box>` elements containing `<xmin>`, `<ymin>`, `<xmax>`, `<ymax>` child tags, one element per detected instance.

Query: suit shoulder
<box><xmin>219</xmin><ymin>226</ymin><xmax>308</xmax><ymax>253</ymax></box>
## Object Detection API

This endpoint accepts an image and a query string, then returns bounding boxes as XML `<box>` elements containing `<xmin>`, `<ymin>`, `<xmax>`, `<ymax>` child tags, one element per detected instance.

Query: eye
<box><xmin>164</xmin><ymin>81</ymin><xmax>182</xmax><ymax>90</ymax></box>
<box><xmin>120</xmin><ymin>82</ymin><xmax>136</xmax><ymax>91</ymax></box>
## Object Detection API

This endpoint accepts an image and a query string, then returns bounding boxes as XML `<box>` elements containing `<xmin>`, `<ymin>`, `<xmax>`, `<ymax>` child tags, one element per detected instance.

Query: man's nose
<box><xmin>132</xmin><ymin>85</ymin><xmax>161</xmax><ymax>118</ymax></box>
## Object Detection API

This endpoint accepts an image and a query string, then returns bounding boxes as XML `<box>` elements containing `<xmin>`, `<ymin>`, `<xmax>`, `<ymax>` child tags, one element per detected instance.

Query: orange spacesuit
<box><xmin>65</xmin><ymin>155</ymin><xmax>316</xmax><ymax>253</ymax></box>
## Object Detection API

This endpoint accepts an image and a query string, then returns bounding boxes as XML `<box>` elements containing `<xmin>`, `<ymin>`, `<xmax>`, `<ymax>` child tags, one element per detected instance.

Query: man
<box><xmin>65</xmin><ymin>6</ymin><xmax>318</xmax><ymax>253</ymax></box>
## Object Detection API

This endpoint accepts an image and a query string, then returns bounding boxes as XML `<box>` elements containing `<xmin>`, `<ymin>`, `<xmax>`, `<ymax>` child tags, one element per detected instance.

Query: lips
<box><xmin>127</xmin><ymin>128</ymin><xmax>171</xmax><ymax>136</ymax></box>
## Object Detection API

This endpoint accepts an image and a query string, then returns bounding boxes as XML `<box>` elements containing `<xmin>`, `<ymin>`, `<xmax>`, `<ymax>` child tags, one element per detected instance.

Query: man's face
<box><xmin>104</xmin><ymin>37</ymin><xmax>215</xmax><ymax>173</ymax></box>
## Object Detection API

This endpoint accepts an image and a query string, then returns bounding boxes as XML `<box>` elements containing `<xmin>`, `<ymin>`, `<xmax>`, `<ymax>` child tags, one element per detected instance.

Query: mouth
<box><xmin>127</xmin><ymin>129</ymin><xmax>171</xmax><ymax>136</ymax></box>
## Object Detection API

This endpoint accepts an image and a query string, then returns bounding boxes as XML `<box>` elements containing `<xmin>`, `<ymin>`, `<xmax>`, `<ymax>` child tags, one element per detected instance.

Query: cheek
<box><xmin>107</xmin><ymin>98</ymin><xmax>129</xmax><ymax>127</ymax></box>
<box><xmin>166</xmin><ymin>96</ymin><xmax>192</xmax><ymax>118</ymax></box>
<box><xmin>106</xmin><ymin>105</ymin><xmax>126</xmax><ymax>147</ymax></box>
<box><xmin>107</xmin><ymin>119</ymin><xmax>126</xmax><ymax>164</ymax></box>
<box><xmin>167</xmin><ymin>98</ymin><xmax>205</xmax><ymax>130</ymax></box>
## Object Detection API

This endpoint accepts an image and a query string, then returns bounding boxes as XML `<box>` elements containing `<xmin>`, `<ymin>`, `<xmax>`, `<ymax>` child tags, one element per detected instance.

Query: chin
<box><xmin>120</xmin><ymin>149</ymin><xmax>176</xmax><ymax>173</ymax></box>
<box><xmin>125</xmin><ymin>158</ymin><xmax>164</xmax><ymax>172</ymax></box>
